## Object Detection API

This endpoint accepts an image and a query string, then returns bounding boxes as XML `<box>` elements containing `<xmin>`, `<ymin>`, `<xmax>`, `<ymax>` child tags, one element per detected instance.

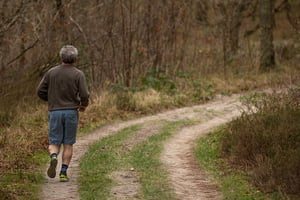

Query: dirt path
<box><xmin>161</xmin><ymin>98</ymin><xmax>242</xmax><ymax>200</ymax></box>
<box><xmin>41</xmin><ymin>94</ymin><xmax>242</xmax><ymax>200</ymax></box>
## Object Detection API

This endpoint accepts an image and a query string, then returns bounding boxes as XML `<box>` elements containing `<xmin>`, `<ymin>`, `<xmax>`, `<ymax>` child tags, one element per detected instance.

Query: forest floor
<box><xmin>40</xmin><ymin>94</ymin><xmax>243</xmax><ymax>200</ymax></box>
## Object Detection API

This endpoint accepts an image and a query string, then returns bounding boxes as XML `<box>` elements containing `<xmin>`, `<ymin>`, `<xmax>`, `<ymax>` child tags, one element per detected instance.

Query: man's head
<box><xmin>59</xmin><ymin>45</ymin><xmax>78</xmax><ymax>64</ymax></box>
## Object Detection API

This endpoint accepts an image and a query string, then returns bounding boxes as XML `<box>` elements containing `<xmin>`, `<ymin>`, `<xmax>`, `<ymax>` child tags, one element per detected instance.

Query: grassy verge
<box><xmin>0</xmin><ymin>172</ymin><xmax>45</xmax><ymax>200</ymax></box>
<box><xmin>195</xmin><ymin>126</ymin><xmax>300</xmax><ymax>200</ymax></box>
<box><xmin>79</xmin><ymin>121</ymin><xmax>190</xmax><ymax>200</ymax></box>
<box><xmin>195</xmin><ymin>128</ymin><xmax>268</xmax><ymax>200</ymax></box>
<box><xmin>0</xmin><ymin>152</ymin><xmax>48</xmax><ymax>200</ymax></box>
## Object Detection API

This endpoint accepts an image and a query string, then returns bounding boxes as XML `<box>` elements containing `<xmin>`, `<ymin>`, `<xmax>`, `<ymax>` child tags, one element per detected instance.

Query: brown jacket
<box><xmin>37</xmin><ymin>64</ymin><xmax>89</xmax><ymax>111</ymax></box>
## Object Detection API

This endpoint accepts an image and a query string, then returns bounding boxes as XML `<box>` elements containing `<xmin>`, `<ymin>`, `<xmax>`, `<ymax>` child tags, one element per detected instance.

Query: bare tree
<box><xmin>259</xmin><ymin>0</ymin><xmax>276</xmax><ymax>71</ymax></box>
<box><xmin>0</xmin><ymin>0</ymin><xmax>24</xmax><ymax>73</ymax></box>
<box><xmin>282</xmin><ymin>0</ymin><xmax>300</xmax><ymax>34</ymax></box>
<box><xmin>0</xmin><ymin>0</ymin><xmax>298</xmax><ymax>100</ymax></box>
<box><xmin>215</xmin><ymin>0</ymin><xmax>253</xmax><ymax>64</ymax></box>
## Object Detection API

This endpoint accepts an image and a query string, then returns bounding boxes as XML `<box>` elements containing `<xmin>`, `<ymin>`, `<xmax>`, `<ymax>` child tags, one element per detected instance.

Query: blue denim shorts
<box><xmin>48</xmin><ymin>109</ymin><xmax>78</xmax><ymax>145</ymax></box>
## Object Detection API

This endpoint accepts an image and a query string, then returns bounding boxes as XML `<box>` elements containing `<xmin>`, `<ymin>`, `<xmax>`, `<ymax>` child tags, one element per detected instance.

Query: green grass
<box><xmin>79</xmin><ymin>125</ymin><xmax>140</xmax><ymax>199</ymax></box>
<box><xmin>129</xmin><ymin>121</ymin><xmax>190</xmax><ymax>200</ymax></box>
<box><xmin>79</xmin><ymin>120</ymin><xmax>191</xmax><ymax>200</ymax></box>
<box><xmin>0</xmin><ymin>152</ymin><xmax>48</xmax><ymax>200</ymax></box>
<box><xmin>195</xmin><ymin>128</ymin><xmax>268</xmax><ymax>200</ymax></box>
<box><xmin>0</xmin><ymin>172</ymin><xmax>44</xmax><ymax>200</ymax></box>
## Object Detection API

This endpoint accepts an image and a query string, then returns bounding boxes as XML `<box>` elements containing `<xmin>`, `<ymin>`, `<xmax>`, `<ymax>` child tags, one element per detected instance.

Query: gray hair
<box><xmin>59</xmin><ymin>45</ymin><xmax>78</xmax><ymax>64</ymax></box>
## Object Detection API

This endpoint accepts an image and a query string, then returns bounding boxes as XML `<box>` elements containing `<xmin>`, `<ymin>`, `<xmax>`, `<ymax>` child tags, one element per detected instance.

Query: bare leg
<box><xmin>49</xmin><ymin>144</ymin><xmax>60</xmax><ymax>155</ymax></box>
<box><xmin>47</xmin><ymin>144</ymin><xmax>60</xmax><ymax>178</ymax></box>
<box><xmin>62</xmin><ymin>144</ymin><xmax>73</xmax><ymax>165</ymax></box>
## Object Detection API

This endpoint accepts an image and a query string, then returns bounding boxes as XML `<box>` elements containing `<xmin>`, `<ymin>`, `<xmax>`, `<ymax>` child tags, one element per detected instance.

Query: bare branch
<box><xmin>69</xmin><ymin>16</ymin><xmax>90</xmax><ymax>45</ymax></box>
<box><xmin>6</xmin><ymin>38</ymin><xmax>39</xmax><ymax>66</ymax></box>
<box><xmin>274</xmin><ymin>0</ymin><xmax>288</xmax><ymax>13</ymax></box>
<box><xmin>0</xmin><ymin>1</ymin><xmax>24</xmax><ymax>35</ymax></box>
<box><xmin>0</xmin><ymin>14</ymin><xmax>20</xmax><ymax>34</ymax></box>
<box><xmin>244</xmin><ymin>24</ymin><xmax>260</xmax><ymax>37</ymax></box>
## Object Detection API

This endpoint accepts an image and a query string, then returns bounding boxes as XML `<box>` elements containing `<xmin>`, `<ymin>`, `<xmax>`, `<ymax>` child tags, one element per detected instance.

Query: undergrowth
<box><xmin>195</xmin><ymin>129</ymin><xmax>267</xmax><ymax>200</ymax></box>
<box><xmin>221</xmin><ymin>88</ymin><xmax>300</xmax><ymax>198</ymax></box>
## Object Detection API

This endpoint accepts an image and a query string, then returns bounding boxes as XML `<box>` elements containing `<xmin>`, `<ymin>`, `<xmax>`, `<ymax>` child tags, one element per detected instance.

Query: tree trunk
<box><xmin>217</xmin><ymin>1</ymin><xmax>251</xmax><ymax>65</ymax></box>
<box><xmin>55</xmin><ymin>0</ymin><xmax>69</xmax><ymax>42</ymax></box>
<box><xmin>259</xmin><ymin>0</ymin><xmax>275</xmax><ymax>71</ymax></box>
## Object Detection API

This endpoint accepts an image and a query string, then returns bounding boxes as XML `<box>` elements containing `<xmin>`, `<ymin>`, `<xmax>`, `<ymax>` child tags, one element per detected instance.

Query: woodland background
<box><xmin>0</xmin><ymin>0</ymin><xmax>300</xmax><ymax>199</ymax></box>
<box><xmin>0</xmin><ymin>0</ymin><xmax>299</xmax><ymax>122</ymax></box>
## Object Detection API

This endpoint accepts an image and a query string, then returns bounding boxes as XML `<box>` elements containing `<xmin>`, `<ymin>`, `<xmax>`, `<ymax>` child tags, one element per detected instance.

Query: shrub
<box><xmin>110</xmin><ymin>83</ymin><xmax>137</xmax><ymax>111</ymax></box>
<box><xmin>141</xmin><ymin>69</ymin><xmax>176</xmax><ymax>95</ymax></box>
<box><xmin>221</xmin><ymin>89</ymin><xmax>300</xmax><ymax>195</ymax></box>
<box><xmin>191</xmin><ymin>79</ymin><xmax>214</xmax><ymax>101</ymax></box>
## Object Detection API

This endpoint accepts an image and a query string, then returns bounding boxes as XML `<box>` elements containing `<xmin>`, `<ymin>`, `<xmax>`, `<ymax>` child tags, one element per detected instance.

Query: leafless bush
<box><xmin>221</xmin><ymin>90</ymin><xmax>300</xmax><ymax>195</ymax></box>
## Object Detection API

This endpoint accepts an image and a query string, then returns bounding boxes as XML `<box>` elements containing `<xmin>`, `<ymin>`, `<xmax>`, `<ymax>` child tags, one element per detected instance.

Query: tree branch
<box><xmin>68</xmin><ymin>16</ymin><xmax>90</xmax><ymax>46</ymax></box>
<box><xmin>6</xmin><ymin>38</ymin><xmax>39</xmax><ymax>66</ymax></box>
<box><xmin>0</xmin><ymin>0</ymin><xmax>24</xmax><ymax>34</ymax></box>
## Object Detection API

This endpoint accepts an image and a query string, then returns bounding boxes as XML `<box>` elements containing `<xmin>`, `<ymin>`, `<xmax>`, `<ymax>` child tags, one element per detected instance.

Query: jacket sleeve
<box><xmin>78</xmin><ymin>72</ymin><xmax>89</xmax><ymax>107</ymax></box>
<box><xmin>37</xmin><ymin>74</ymin><xmax>49</xmax><ymax>101</ymax></box>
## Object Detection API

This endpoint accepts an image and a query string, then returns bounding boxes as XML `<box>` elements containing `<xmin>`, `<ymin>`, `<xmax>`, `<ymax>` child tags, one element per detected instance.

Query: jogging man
<box><xmin>37</xmin><ymin>45</ymin><xmax>89</xmax><ymax>182</ymax></box>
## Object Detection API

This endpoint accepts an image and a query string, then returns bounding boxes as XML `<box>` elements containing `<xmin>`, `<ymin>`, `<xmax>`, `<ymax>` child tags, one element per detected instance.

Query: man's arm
<box><xmin>78</xmin><ymin>72</ymin><xmax>89</xmax><ymax>111</ymax></box>
<box><xmin>37</xmin><ymin>75</ymin><xmax>49</xmax><ymax>101</ymax></box>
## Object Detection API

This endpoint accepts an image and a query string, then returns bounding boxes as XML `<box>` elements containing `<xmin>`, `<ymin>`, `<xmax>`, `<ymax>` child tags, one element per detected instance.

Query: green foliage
<box><xmin>191</xmin><ymin>79</ymin><xmax>214</xmax><ymax>101</ymax></box>
<box><xmin>107</xmin><ymin>69</ymin><xmax>217</xmax><ymax>113</ymax></box>
<box><xmin>142</xmin><ymin>69</ymin><xmax>176</xmax><ymax>95</ymax></box>
<box><xmin>110</xmin><ymin>83</ymin><xmax>131</xmax><ymax>93</ymax></box>
<box><xmin>222</xmin><ymin>89</ymin><xmax>300</xmax><ymax>196</ymax></box>
<box><xmin>108</xmin><ymin>68</ymin><xmax>217</xmax><ymax>112</ymax></box>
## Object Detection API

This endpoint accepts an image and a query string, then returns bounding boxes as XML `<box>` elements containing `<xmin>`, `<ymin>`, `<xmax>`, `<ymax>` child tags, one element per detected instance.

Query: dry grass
<box><xmin>132</xmin><ymin>89</ymin><xmax>162</xmax><ymax>111</ymax></box>
<box><xmin>0</xmin><ymin>102</ymin><xmax>48</xmax><ymax>170</ymax></box>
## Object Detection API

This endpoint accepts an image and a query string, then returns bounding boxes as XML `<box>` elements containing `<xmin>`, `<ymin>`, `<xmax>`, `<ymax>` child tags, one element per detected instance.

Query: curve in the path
<box><xmin>41</xmin><ymin>95</ymin><xmax>241</xmax><ymax>199</ymax></box>
<box><xmin>161</xmin><ymin>104</ymin><xmax>241</xmax><ymax>200</ymax></box>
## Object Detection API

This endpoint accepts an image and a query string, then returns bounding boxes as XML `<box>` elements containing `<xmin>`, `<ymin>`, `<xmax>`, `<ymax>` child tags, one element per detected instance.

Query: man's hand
<box><xmin>78</xmin><ymin>106</ymin><xmax>86</xmax><ymax>112</ymax></box>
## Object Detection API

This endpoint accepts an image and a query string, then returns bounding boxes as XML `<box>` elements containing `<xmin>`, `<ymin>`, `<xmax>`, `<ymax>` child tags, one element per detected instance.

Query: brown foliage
<box><xmin>221</xmin><ymin>89</ymin><xmax>300</xmax><ymax>195</ymax></box>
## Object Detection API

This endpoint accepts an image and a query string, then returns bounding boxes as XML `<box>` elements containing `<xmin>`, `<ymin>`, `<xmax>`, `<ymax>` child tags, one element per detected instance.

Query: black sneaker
<box><xmin>47</xmin><ymin>156</ymin><xmax>58</xmax><ymax>178</ymax></box>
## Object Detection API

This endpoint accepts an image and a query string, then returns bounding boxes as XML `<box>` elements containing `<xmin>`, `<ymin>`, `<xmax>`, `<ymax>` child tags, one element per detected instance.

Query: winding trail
<box><xmin>161</xmin><ymin>98</ymin><xmax>242</xmax><ymax>200</ymax></box>
<box><xmin>41</xmin><ymin>94</ymin><xmax>242</xmax><ymax>200</ymax></box>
